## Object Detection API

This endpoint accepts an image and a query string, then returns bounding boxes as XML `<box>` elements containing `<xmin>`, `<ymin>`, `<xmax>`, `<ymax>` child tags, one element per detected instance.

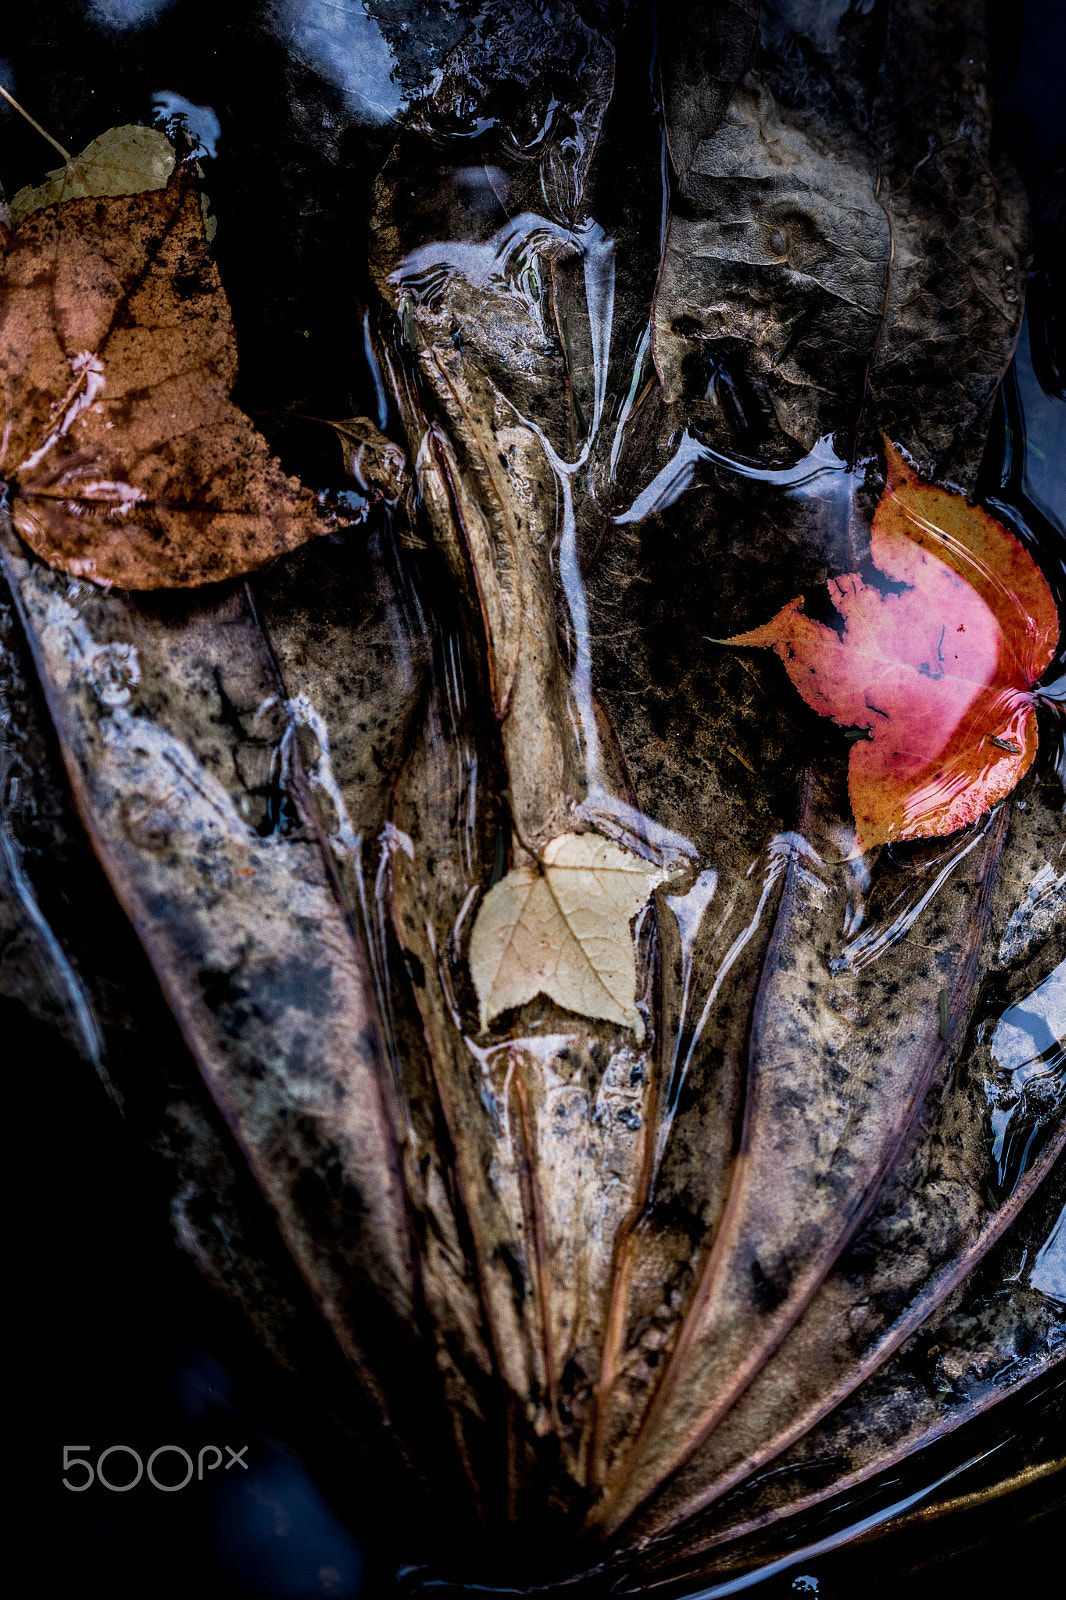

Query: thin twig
<box><xmin>0</xmin><ymin>83</ymin><xmax>71</xmax><ymax>162</ymax></box>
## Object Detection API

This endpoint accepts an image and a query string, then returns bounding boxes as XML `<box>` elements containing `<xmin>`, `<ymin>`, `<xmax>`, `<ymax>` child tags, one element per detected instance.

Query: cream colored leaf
<box><xmin>468</xmin><ymin>832</ymin><xmax>669</xmax><ymax>1042</ymax></box>
<box><xmin>10</xmin><ymin>125</ymin><xmax>176</xmax><ymax>227</ymax></box>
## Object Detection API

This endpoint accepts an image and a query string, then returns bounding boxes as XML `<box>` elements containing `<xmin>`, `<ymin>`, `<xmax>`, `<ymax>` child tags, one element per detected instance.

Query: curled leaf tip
<box><xmin>879</xmin><ymin>433</ymin><xmax>921</xmax><ymax>491</ymax></box>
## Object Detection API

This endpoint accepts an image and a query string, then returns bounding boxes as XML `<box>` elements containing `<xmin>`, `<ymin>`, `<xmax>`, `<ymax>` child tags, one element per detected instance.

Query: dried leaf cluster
<box><xmin>1</xmin><ymin>1</ymin><xmax>1063</xmax><ymax>1589</ymax></box>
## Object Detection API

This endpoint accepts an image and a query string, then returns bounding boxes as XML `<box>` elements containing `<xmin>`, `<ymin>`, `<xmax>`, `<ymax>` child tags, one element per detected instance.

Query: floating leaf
<box><xmin>725</xmin><ymin>444</ymin><xmax>1059</xmax><ymax>851</ymax></box>
<box><xmin>1</xmin><ymin>164</ymin><xmax>338</xmax><ymax>589</ymax></box>
<box><xmin>468</xmin><ymin>832</ymin><xmax>669</xmax><ymax>1040</ymax></box>
<box><xmin>9</xmin><ymin>124</ymin><xmax>176</xmax><ymax>227</ymax></box>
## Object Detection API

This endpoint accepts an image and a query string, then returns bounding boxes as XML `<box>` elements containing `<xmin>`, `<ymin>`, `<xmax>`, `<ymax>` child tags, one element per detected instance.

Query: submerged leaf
<box><xmin>9</xmin><ymin>124</ymin><xmax>176</xmax><ymax>227</ymax></box>
<box><xmin>468</xmin><ymin>833</ymin><xmax>669</xmax><ymax>1040</ymax></box>
<box><xmin>328</xmin><ymin>415</ymin><xmax>411</xmax><ymax>504</ymax></box>
<box><xmin>726</xmin><ymin>444</ymin><xmax>1059</xmax><ymax>851</ymax></box>
<box><xmin>4</xmin><ymin>4</ymin><xmax>1064</xmax><ymax>1587</ymax></box>
<box><xmin>650</xmin><ymin>5</ymin><xmax>1029</xmax><ymax>484</ymax></box>
<box><xmin>0</xmin><ymin>166</ymin><xmax>338</xmax><ymax>588</ymax></box>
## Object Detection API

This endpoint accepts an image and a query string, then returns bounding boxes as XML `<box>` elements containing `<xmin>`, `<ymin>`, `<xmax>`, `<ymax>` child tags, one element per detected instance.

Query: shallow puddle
<box><xmin>1</xmin><ymin>3</ymin><xmax>1063</xmax><ymax>1595</ymax></box>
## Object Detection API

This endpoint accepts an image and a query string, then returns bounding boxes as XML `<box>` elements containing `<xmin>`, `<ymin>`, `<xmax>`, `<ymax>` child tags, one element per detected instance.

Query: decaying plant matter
<box><xmin>725</xmin><ymin>442</ymin><xmax>1059</xmax><ymax>852</ymax></box>
<box><xmin>1</xmin><ymin>146</ymin><xmax>343</xmax><ymax>587</ymax></box>
<box><xmin>2</xmin><ymin>1</ymin><xmax>1063</xmax><ymax>1590</ymax></box>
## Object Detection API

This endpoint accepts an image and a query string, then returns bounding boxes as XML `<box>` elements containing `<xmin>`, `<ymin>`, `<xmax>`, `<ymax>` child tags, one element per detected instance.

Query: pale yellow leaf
<box><xmin>468</xmin><ymin>833</ymin><xmax>668</xmax><ymax>1041</ymax></box>
<box><xmin>10</xmin><ymin>125</ymin><xmax>176</xmax><ymax>227</ymax></box>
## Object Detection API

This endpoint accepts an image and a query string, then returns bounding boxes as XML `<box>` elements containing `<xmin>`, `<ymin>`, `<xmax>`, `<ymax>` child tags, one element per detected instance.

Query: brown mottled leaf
<box><xmin>651</xmin><ymin>1</ymin><xmax>1028</xmax><ymax>484</ymax></box>
<box><xmin>624</xmin><ymin>1157</ymin><xmax>1066</xmax><ymax>1590</ymax></box>
<box><xmin>358</xmin><ymin>0</ymin><xmax>1061</xmax><ymax>1570</ymax></box>
<box><xmin>0</xmin><ymin>517</ymin><xmax>430</xmax><ymax>1467</ymax></box>
<box><xmin>1</xmin><ymin>165</ymin><xmax>337</xmax><ymax>589</ymax></box>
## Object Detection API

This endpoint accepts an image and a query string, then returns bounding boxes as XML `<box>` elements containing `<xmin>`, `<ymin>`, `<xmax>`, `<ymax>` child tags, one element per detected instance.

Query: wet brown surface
<box><xmin>2</xmin><ymin>1</ymin><xmax>1063</xmax><ymax>1591</ymax></box>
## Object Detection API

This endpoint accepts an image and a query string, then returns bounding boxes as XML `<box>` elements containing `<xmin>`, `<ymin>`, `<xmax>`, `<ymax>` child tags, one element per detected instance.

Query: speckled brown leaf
<box><xmin>651</xmin><ymin>0</ymin><xmax>1029</xmax><ymax>483</ymax></box>
<box><xmin>1</xmin><ymin>166</ymin><xmax>335</xmax><ymax>588</ymax></box>
<box><xmin>355</xmin><ymin>0</ymin><xmax>1063</xmax><ymax>1572</ymax></box>
<box><xmin>620</xmin><ymin>1159</ymin><xmax>1066</xmax><ymax>1591</ymax></box>
<box><xmin>0</xmin><ymin>517</ymin><xmax>433</xmax><ymax>1470</ymax></box>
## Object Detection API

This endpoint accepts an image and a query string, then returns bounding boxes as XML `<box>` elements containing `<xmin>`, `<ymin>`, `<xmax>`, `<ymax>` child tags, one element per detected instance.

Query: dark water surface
<box><xmin>4</xmin><ymin>2</ymin><xmax>1064</xmax><ymax>1596</ymax></box>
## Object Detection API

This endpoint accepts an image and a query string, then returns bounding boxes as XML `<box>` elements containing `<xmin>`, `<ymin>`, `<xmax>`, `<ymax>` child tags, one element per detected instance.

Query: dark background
<box><xmin>4</xmin><ymin>3</ymin><xmax>1064</xmax><ymax>1596</ymax></box>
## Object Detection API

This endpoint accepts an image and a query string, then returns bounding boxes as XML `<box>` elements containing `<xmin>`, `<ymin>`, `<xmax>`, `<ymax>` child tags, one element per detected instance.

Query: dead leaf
<box><xmin>625</xmin><ymin>1164</ymin><xmax>1066</xmax><ymax>1587</ymax></box>
<box><xmin>328</xmin><ymin>415</ymin><xmax>410</xmax><ymax>503</ymax></box>
<box><xmin>724</xmin><ymin>443</ymin><xmax>1059</xmax><ymax>851</ymax></box>
<box><xmin>1</xmin><ymin>164</ymin><xmax>339</xmax><ymax>589</ymax></box>
<box><xmin>468</xmin><ymin>833</ymin><xmax>669</xmax><ymax>1040</ymax></box>
<box><xmin>651</xmin><ymin>5</ymin><xmax>1029</xmax><ymax>483</ymax></box>
<box><xmin>0</xmin><ymin>518</ymin><xmax>433</xmax><ymax>1460</ymax></box>
<box><xmin>9</xmin><ymin>124</ymin><xmax>176</xmax><ymax>227</ymax></box>
<box><xmin>4</xmin><ymin>6</ymin><xmax>1064</xmax><ymax>1587</ymax></box>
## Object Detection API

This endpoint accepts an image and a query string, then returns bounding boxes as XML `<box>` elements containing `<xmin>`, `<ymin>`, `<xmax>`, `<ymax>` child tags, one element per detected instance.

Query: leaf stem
<box><xmin>498</xmin><ymin>785</ymin><xmax>546</xmax><ymax>871</ymax></box>
<box><xmin>0</xmin><ymin>83</ymin><xmax>71</xmax><ymax>163</ymax></box>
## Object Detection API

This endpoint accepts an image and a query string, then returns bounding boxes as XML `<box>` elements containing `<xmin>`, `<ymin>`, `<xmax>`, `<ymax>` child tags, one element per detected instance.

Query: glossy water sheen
<box><xmin>1</xmin><ymin>3</ymin><xmax>1063</xmax><ymax>1597</ymax></box>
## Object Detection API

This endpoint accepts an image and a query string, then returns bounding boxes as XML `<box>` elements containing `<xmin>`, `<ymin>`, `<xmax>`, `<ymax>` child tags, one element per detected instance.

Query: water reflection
<box><xmin>88</xmin><ymin>0</ymin><xmax>177</xmax><ymax>30</ymax></box>
<box><xmin>761</xmin><ymin>0</ymin><xmax>864</xmax><ymax>56</ymax></box>
<box><xmin>1030</xmin><ymin>1201</ymin><xmax>1066</xmax><ymax>1304</ymax></box>
<box><xmin>611</xmin><ymin>432</ymin><xmax>851</xmax><ymax>524</ymax></box>
<box><xmin>997</xmin><ymin>857</ymin><xmax>1066</xmax><ymax>965</ymax></box>
<box><xmin>833</xmin><ymin>817</ymin><xmax>994</xmax><ymax>973</ymax></box>
<box><xmin>151</xmin><ymin>90</ymin><xmax>221</xmax><ymax>158</ymax></box>
<box><xmin>614</xmin><ymin>431</ymin><xmax>855</xmax><ymax>525</ymax></box>
<box><xmin>1007</xmin><ymin>317</ymin><xmax>1064</xmax><ymax>535</ymax></box>
<box><xmin>212</xmin><ymin>1453</ymin><xmax>365</xmax><ymax>1599</ymax></box>
<box><xmin>275</xmin><ymin>0</ymin><xmax>405</xmax><ymax>123</ymax></box>
<box><xmin>985</xmin><ymin>960</ymin><xmax>1066</xmax><ymax>1193</ymax></box>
